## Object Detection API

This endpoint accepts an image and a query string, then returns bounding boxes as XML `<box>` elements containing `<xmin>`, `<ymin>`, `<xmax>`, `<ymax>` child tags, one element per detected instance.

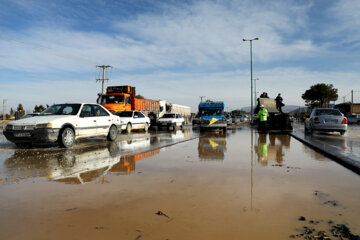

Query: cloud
<box><xmin>0</xmin><ymin>0</ymin><xmax>321</xmax><ymax>74</ymax></box>
<box><xmin>323</xmin><ymin>0</ymin><xmax>360</xmax><ymax>47</ymax></box>
<box><xmin>1</xmin><ymin>66</ymin><xmax>359</xmax><ymax>113</ymax></box>
<box><xmin>0</xmin><ymin>0</ymin><xmax>359</xmax><ymax>114</ymax></box>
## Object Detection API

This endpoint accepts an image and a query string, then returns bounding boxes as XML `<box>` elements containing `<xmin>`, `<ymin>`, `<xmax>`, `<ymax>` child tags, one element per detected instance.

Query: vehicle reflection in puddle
<box><xmin>198</xmin><ymin>132</ymin><xmax>227</xmax><ymax>161</ymax></box>
<box><xmin>3</xmin><ymin>141</ymin><xmax>160</xmax><ymax>184</ymax></box>
<box><xmin>254</xmin><ymin>133</ymin><xmax>291</xmax><ymax>166</ymax></box>
<box><xmin>1</xmin><ymin>129</ymin><xmax>194</xmax><ymax>185</ymax></box>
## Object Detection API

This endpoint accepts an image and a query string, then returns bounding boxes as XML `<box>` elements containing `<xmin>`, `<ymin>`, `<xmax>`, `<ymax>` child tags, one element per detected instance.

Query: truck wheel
<box><xmin>126</xmin><ymin>123</ymin><xmax>132</xmax><ymax>134</ymax></box>
<box><xmin>59</xmin><ymin>127</ymin><xmax>74</xmax><ymax>148</ymax></box>
<box><xmin>15</xmin><ymin>142</ymin><xmax>31</xmax><ymax>148</ymax></box>
<box><xmin>107</xmin><ymin>125</ymin><xmax>118</xmax><ymax>141</ymax></box>
<box><xmin>144</xmin><ymin>123</ymin><xmax>149</xmax><ymax>132</ymax></box>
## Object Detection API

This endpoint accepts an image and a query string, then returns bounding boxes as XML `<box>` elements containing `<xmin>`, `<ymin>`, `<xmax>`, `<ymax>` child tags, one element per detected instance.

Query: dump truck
<box><xmin>99</xmin><ymin>86</ymin><xmax>191</xmax><ymax>126</ymax></box>
<box><xmin>255</xmin><ymin>98</ymin><xmax>293</xmax><ymax>132</ymax></box>
<box><xmin>198</xmin><ymin>100</ymin><xmax>227</xmax><ymax>131</ymax></box>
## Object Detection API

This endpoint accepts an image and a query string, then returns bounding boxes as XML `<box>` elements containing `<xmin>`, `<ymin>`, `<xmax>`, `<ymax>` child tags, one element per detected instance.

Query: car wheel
<box><xmin>340</xmin><ymin>131</ymin><xmax>345</xmax><ymax>135</ymax></box>
<box><xmin>181</xmin><ymin>122</ymin><xmax>184</xmax><ymax>129</ymax></box>
<box><xmin>59</xmin><ymin>127</ymin><xmax>74</xmax><ymax>148</ymax></box>
<box><xmin>107</xmin><ymin>125</ymin><xmax>118</xmax><ymax>141</ymax></box>
<box><xmin>144</xmin><ymin>123</ymin><xmax>149</xmax><ymax>132</ymax></box>
<box><xmin>126</xmin><ymin>123</ymin><xmax>132</xmax><ymax>134</ymax></box>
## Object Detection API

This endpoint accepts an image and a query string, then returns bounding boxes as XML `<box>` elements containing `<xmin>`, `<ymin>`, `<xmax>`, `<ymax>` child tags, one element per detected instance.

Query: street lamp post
<box><xmin>253</xmin><ymin>78</ymin><xmax>259</xmax><ymax>108</ymax></box>
<box><xmin>243</xmin><ymin>38</ymin><xmax>259</xmax><ymax>122</ymax></box>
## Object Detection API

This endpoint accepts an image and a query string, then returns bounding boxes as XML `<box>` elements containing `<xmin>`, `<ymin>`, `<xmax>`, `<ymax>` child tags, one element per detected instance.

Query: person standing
<box><xmin>257</xmin><ymin>105</ymin><xmax>268</xmax><ymax>133</ymax></box>
<box><xmin>275</xmin><ymin>93</ymin><xmax>284</xmax><ymax>113</ymax></box>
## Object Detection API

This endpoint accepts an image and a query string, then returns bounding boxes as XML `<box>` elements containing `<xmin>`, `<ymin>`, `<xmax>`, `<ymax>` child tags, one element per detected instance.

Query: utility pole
<box><xmin>2</xmin><ymin>99</ymin><xmax>7</xmax><ymax>121</ymax></box>
<box><xmin>351</xmin><ymin>90</ymin><xmax>354</xmax><ymax>115</ymax></box>
<box><xmin>199</xmin><ymin>96</ymin><xmax>206</xmax><ymax>103</ymax></box>
<box><xmin>243</xmin><ymin>38</ymin><xmax>259</xmax><ymax>122</ymax></box>
<box><xmin>253</xmin><ymin>78</ymin><xmax>259</xmax><ymax>106</ymax></box>
<box><xmin>96</xmin><ymin>65</ymin><xmax>112</xmax><ymax>95</ymax></box>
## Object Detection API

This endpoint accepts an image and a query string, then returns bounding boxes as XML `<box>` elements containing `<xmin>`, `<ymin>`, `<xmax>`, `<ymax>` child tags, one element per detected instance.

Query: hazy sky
<box><xmin>1</xmin><ymin>0</ymin><xmax>360</xmax><ymax>113</ymax></box>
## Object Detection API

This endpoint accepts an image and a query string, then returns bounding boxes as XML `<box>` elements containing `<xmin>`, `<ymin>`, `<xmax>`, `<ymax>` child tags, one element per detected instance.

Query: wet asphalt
<box><xmin>291</xmin><ymin>122</ymin><xmax>360</xmax><ymax>173</ymax></box>
<box><xmin>0</xmin><ymin>125</ymin><xmax>359</xmax><ymax>240</ymax></box>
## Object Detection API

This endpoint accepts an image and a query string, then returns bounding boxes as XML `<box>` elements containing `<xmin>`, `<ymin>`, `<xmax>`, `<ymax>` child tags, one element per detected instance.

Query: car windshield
<box><xmin>40</xmin><ymin>104</ymin><xmax>81</xmax><ymax>115</ymax></box>
<box><xmin>315</xmin><ymin>109</ymin><xmax>342</xmax><ymax>116</ymax></box>
<box><xmin>101</xmin><ymin>95</ymin><xmax>124</xmax><ymax>104</ymax></box>
<box><xmin>162</xmin><ymin>114</ymin><xmax>175</xmax><ymax>118</ymax></box>
<box><xmin>199</xmin><ymin>109</ymin><xmax>223</xmax><ymax>116</ymax></box>
<box><xmin>117</xmin><ymin>111</ymin><xmax>133</xmax><ymax>117</ymax></box>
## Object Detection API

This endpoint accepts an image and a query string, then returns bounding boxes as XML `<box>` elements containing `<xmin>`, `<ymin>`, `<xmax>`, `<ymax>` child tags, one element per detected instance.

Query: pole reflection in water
<box><xmin>254</xmin><ymin>133</ymin><xmax>291</xmax><ymax>166</ymax></box>
<box><xmin>251</xmin><ymin>127</ymin><xmax>254</xmax><ymax>210</ymax></box>
<box><xmin>198</xmin><ymin>132</ymin><xmax>227</xmax><ymax>161</ymax></box>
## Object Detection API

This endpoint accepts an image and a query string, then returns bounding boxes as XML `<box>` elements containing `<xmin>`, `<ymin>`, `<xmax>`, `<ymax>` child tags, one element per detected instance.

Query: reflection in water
<box><xmin>2</xmin><ymin>129</ymin><xmax>194</xmax><ymax>185</ymax></box>
<box><xmin>198</xmin><ymin>132</ymin><xmax>227</xmax><ymax>161</ymax></box>
<box><xmin>254</xmin><ymin>134</ymin><xmax>291</xmax><ymax>166</ymax></box>
<box><xmin>110</xmin><ymin>149</ymin><xmax>160</xmax><ymax>173</ymax></box>
<box><xmin>3</xmin><ymin>138</ymin><xmax>160</xmax><ymax>184</ymax></box>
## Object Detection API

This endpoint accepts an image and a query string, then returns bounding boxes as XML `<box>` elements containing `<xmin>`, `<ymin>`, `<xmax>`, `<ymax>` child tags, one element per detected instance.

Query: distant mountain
<box><xmin>241</xmin><ymin>105</ymin><xmax>303</xmax><ymax>113</ymax></box>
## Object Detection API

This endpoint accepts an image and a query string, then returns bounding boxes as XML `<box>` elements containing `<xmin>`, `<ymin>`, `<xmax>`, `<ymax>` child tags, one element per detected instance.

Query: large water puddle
<box><xmin>0</xmin><ymin>127</ymin><xmax>359</xmax><ymax>240</ymax></box>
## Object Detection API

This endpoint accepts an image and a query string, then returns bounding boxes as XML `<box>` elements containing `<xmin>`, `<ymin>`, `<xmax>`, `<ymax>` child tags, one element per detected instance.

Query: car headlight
<box><xmin>35</xmin><ymin>123</ymin><xmax>52</xmax><ymax>128</ymax></box>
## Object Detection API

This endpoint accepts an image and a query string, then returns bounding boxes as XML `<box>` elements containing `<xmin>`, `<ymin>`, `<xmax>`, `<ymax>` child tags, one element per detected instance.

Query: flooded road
<box><xmin>0</xmin><ymin>127</ymin><xmax>359</xmax><ymax>240</ymax></box>
<box><xmin>292</xmin><ymin>123</ymin><xmax>360</xmax><ymax>163</ymax></box>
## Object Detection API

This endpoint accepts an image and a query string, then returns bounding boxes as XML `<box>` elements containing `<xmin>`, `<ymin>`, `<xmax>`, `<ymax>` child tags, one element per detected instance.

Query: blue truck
<box><xmin>198</xmin><ymin>100</ymin><xmax>227</xmax><ymax>131</ymax></box>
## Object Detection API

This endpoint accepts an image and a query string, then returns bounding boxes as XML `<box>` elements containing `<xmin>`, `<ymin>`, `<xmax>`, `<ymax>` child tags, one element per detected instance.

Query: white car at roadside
<box><xmin>4</xmin><ymin>103</ymin><xmax>121</xmax><ymax>148</ymax></box>
<box><xmin>114</xmin><ymin>111</ymin><xmax>150</xmax><ymax>133</ymax></box>
<box><xmin>158</xmin><ymin>113</ymin><xmax>185</xmax><ymax>130</ymax></box>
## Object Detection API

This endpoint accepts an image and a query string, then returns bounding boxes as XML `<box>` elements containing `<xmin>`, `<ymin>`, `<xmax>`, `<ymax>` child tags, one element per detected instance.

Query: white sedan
<box><xmin>158</xmin><ymin>113</ymin><xmax>185</xmax><ymax>130</ymax></box>
<box><xmin>4</xmin><ymin>103</ymin><xmax>121</xmax><ymax>148</ymax></box>
<box><xmin>115</xmin><ymin>111</ymin><xmax>150</xmax><ymax>133</ymax></box>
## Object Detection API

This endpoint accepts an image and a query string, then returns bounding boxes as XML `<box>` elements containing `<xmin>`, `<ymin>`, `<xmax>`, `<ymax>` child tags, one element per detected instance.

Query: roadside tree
<box><xmin>302</xmin><ymin>83</ymin><xmax>338</xmax><ymax>108</ymax></box>
<box><xmin>34</xmin><ymin>104</ymin><xmax>46</xmax><ymax>113</ymax></box>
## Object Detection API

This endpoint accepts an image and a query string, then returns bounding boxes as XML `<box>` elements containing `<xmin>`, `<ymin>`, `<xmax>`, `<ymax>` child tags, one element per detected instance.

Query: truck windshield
<box><xmin>101</xmin><ymin>95</ymin><xmax>124</xmax><ymax>104</ymax></box>
<box><xmin>200</xmin><ymin>109</ymin><xmax>223</xmax><ymax>116</ymax></box>
<box><xmin>40</xmin><ymin>104</ymin><xmax>81</xmax><ymax>115</ymax></box>
<box><xmin>162</xmin><ymin>114</ymin><xmax>176</xmax><ymax>118</ymax></box>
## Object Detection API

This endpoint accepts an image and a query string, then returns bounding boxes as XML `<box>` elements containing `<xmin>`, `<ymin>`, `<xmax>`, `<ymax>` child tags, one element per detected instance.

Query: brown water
<box><xmin>0</xmin><ymin>128</ymin><xmax>359</xmax><ymax>240</ymax></box>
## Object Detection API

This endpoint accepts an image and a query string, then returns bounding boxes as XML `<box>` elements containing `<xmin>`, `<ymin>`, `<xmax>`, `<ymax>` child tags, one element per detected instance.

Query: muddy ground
<box><xmin>0</xmin><ymin>127</ymin><xmax>359</xmax><ymax>240</ymax></box>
